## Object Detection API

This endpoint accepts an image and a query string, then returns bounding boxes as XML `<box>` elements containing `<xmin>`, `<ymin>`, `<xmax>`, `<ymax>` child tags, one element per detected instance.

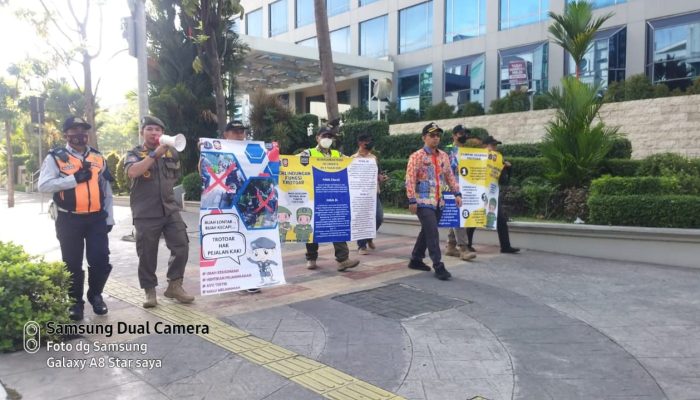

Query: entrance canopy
<box><xmin>237</xmin><ymin>35</ymin><xmax>394</xmax><ymax>94</ymax></box>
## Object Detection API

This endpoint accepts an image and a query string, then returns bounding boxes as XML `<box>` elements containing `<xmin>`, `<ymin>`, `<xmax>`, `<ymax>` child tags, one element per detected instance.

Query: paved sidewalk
<box><xmin>1</xmin><ymin>191</ymin><xmax>700</xmax><ymax>399</ymax></box>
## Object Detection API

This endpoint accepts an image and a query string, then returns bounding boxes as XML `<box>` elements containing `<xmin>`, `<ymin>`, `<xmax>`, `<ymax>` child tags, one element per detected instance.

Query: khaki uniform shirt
<box><xmin>124</xmin><ymin>145</ymin><xmax>182</xmax><ymax>219</ymax></box>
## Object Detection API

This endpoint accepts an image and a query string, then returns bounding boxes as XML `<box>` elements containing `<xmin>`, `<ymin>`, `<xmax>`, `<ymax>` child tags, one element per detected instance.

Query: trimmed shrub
<box><xmin>588</xmin><ymin>195</ymin><xmax>700</xmax><ymax>228</ymax></box>
<box><xmin>341</xmin><ymin>106</ymin><xmax>374</xmax><ymax>122</ymax></box>
<box><xmin>500</xmin><ymin>143</ymin><xmax>541</xmax><ymax>158</ymax></box>
<box><xmin>425</xmin><ymin>101</ymin><xmax>455</xmax><ymax>120</ymax></box>
<box><xmin>598</xmin><ymin>159</ymin><xmax>640</xmax><ymax>177</ymax></box>
<box><xmin>489</xmin><ymin>90</ymin><xmax>530</xmax><ymax>114</ymax></box>
<box><xmin>606</xmin><ymin>137</ymin><xmax>632</xmax><ymax>159</ymax></box>
<box><xmin>521</xmin><ymin>176</ymin><xmax>559</xmax><ymax>218</ymax></box>
<box><xmin>533</xmin><ymin>94</ymin><xmax>554</xmax><ymax>110</ymax></box>
<box><xmin>339</xmin><ymin>120</ymin><xmax>390</xmax><ymax>154</ymax></box>
<box><xmin>379</xmin><ymin>159</ymin><xmax>407</xmax><ymax>173</ymax></box>
<box><xmin>376</xmin><ymin>134</ymin><xmax>423</xmax><ymax>159</ymax></box>
<box><xmin>0</xmin><ymin>242</ymin><xmax>71</xmax><ymax>352</ymax></box>
<box><xmin>182</xmin><ymin>172</ymin><xmax>202</xmax><ymax>201</ymax></box>
<box><xmin>380</xmin><ymin>170</ymin><xmax>408</xmax><ymax>208</ymax></box>
<box><xmin>590</xmin><ymin>175</ymin><xmax>700</xmax><ymax>196</ymax></box>
<box><xmin>457</xmin><ymin>102</ymin><xmax>485</xmax><ymax>117</ymax></box>
<box><xmin>508</xmin><ymin>157</ymin><xmax>548</xmax><ymax>183</ymax></box>
<box><xmin>400</xmin><ymin>108</ymin><xmax>421</xmax><ymax>123</ymax></box>
<box><xmin>637</xmin><ymin>152</ymin><xmax>700</xmax><ymax>177</ymax></box>
<box><xmin>501</xmin><ymin>185</ymin><xmax>527</xmax><ymax>216</ymax></box>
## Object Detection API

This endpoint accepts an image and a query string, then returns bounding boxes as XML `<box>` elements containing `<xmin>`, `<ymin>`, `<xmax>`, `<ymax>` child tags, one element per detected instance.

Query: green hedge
<box><xmin>637</xmin><ymin>153</ymin><xmax>700</xmax><ymax>177</ymax></box>
<box><xmin>607</xmin><ymin>138</ymin><xmax>633</xmax><ymax>159</ymax></box>
<box><xmin>499</xmin><ymin>143</ymin><xmax>541</xmax><ymax>158</ymax></box>
<box><xmin>0</xmin><ymin>242</ymin><xmax>71</xmax><ymax>352</ymax></box>
<box><xmin>339</xmin><ymin>120</ymin><xmax>389</xmax><ymax>154</ymax></box>
<box><xmin>509</xmin><ymin>157</ymin><xmax>548</xmax><ymax>183</ymax></box>
<box><xmin>598</xmin><ymin>159</ymin><xmax>640</xmax><ymax>177</ymax></box>
<box><xmin>590</xmin><ymin>175</ymin><xmax>700</xmax><ymax>196</ymax></box>
<box><xmin>588</xmin><ymin>195</ymin><xmax>700</xmax><ymax>228</ymax></box>
<box><xmin>182</xmin><ymin>172</ymin><xmax>202</xmax><ymax>201</ymax></box>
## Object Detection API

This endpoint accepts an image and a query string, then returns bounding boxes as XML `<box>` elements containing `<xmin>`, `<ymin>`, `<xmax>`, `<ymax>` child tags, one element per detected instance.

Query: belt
<box><xmin>57</xmin><ymin>207</ymin><xmax>101</xmax><ymax>215</ymax></box>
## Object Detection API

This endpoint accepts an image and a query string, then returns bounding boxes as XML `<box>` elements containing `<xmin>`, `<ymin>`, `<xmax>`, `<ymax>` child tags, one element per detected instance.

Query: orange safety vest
<box><xmin>51</xmin><ymin>148</ymin><xmax>105</xmax><ymax>214</ymax></box>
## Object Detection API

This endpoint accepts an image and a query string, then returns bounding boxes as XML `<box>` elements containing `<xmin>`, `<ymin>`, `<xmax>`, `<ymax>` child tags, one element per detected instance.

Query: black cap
<box><xmin>317</xmin><ymin>126</ymin><xmax>336</xmax><ymax>137</ymax></box>
<box><xmin>225</xmin><ymin>120</ymin><xmax>246</xmax><ymax>131</ymax></box>
<box><xmin>452</xmin><ymin>124</ymin><xmax>465</xmax><ymax>134</ymax></box>
<box><xmin>62</xmin><ymin>116</ymin><xmax>91</xmax><ymax>132</ymax></box>
<box><xmin>483</xmin><ymin>136</ymin><xmax>502</xmax><ymax>145</ymax></box>
<box><xmin>140</xmin><ymin>115</ymin><xmax>166</xmax><ymax>130</ymax></box>
<box><xmin>422</xmin><ymin>122</ymin><xmax>443</xmax><ymax>136</ymax></box>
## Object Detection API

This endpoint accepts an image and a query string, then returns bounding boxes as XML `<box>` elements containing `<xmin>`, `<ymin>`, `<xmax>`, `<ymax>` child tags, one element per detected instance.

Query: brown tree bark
<box><xmin>5</xmin><ymin>119</ymin><xmax>14</xmax><ymax>208</ymax></box>
<box><xmin>313</xmin><ymin>0</ymin><xmax>339</xmax><ymax>122</ymax></box>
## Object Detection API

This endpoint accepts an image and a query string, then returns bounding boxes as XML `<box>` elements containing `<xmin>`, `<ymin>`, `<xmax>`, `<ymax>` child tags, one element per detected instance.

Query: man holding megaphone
<box><xmin>124</xmin><ymin>115</ymin><xmax>194</xmax><ymax>308</ymax></box>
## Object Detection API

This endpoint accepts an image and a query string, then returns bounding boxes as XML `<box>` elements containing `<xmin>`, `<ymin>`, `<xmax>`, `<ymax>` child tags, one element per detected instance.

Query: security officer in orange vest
<box><xmin>38</xmin><ymin>116</ymin><xmax>114</xmax><ymax>321</ymax></box>
<box><xmin>124</xmin><ymin>116</ymin><xmax>194</xmax><ymax>308</ymax></box>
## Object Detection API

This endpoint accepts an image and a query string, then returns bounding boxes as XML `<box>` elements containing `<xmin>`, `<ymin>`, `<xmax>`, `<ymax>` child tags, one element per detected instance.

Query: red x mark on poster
<box><xmin>253</xmin><ymin>187</ymin><xmax>276</xmax><ymax>213</ymax></box>
<box><xmin>202</xmin><ymin>163</ymin><xmax>236</xmax><ymax>195</ymax></box>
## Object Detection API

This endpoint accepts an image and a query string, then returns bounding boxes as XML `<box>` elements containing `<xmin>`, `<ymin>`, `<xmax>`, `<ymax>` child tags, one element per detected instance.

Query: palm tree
<box><xmin>548</xmin><ymin>1</ymin><xmax>613</xmax><ymax>79</ymax></box>
<box><xmin>314</xmin><ymin>0</ymin><xmax>339</xmax><ymax>122</ymax></box>
<box><xmin>541</xmin><ymin>77</ymin><xmax>619</xmax><ymax>187</ymax></box>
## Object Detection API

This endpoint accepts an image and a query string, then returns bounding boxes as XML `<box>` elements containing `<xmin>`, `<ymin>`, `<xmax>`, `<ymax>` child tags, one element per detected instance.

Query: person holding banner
<box><xmin>352</xmin><ymin>133</ymin><xmax>386</xmax><ymax>255</ymax></box>
<box><xmin>222</xmin><ymin>120</ymin><xmax>262</xmax><ymax>294</ymax></box>
<box><xmin>483</xmin><ymin>136</ymin><xmax>520</xmax><ymax>254</ymax></box>
<box><xmin>300</xmin><ymin>125</ymin><xmax>360</xmax><ymax>272</ymax></box>
<box><xmin>125</xmin><ymin>116</ymin><xmax>195</xmax><ymax>308</ymax></box>
<box><xmin>444</xmin><ymin>125</ymin><xmax>477</xmax><ymax>261</ymax></box>
<box><xmin>405</xmin><ymin>122</ymin><xmax>462</xmax><ymax>281</ymax></box>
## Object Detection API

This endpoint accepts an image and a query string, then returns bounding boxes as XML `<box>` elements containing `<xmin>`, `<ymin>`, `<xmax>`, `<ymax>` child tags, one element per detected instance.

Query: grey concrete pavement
<box><xmin>1</xmin><ymin>191</ymin><xmax>700</xmax><ymax>400</ymax></box>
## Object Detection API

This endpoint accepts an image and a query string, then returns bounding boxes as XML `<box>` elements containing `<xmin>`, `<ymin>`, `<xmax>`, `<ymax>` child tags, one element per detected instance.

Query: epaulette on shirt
<box><xmin>49</xmin><ymin>148</ymin><xmax>69</xmax><ymax>162</ymax></box>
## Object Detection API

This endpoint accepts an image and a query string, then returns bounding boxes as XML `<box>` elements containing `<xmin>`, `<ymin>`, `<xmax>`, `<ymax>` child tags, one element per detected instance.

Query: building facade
<box><xmin>237</xmin><ymin>0</ymin><xmax>700</xmax><ymax>116</ymax></box>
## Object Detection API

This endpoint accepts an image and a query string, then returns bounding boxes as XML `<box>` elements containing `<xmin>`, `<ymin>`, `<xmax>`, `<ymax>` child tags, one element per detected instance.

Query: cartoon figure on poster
<box><xmin>198</xmin><ymin>138</ymin><xmax>285</xmax><ymax>295</ymax></box>
<box><xmin>247</xmin><ymin>237</ymin><xmax>279</xmax><ymax>286</ymax></box>
<box><xmin>293</xmin><ymin>207</ymin><xmax>313</xmax><ymax>242</ymax></box>
<box><xmin>277</xmin><ymin>206</ymin><xmax>292</xmax><ymax>242</ymax></box>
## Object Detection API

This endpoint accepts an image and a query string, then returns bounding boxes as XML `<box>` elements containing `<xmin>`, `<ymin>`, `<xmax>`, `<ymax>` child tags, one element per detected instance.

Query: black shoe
<box><xmin>89</xmin><ymin>294</ymin><xmax>108</xmax><ymax>315</ymax></box>
<box><xmin>434</xmin><ymin>263</ymin><xmax>452</xmax><ymax>281</ymax></box>
<box><xmin>408</xmin><ymin>259</ymin><xmax>431</xmax><ymax>271</ymax></box>
<box><xmin>69</xmin><ymin>303</ymin><xmax>84</xmax><ymax>321</ymax></box>
<box><xmin>466</xmin><ymin>245</ymin><xmax>476</xmax><ymax>252</ymax></box>
<box><xmin>501</xmin><ymin>247</ymin><xmax>520</xmax><ymax>254</ymax></box>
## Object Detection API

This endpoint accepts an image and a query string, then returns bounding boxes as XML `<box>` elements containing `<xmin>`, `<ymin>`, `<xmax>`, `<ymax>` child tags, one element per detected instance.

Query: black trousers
<box><xmin>411</xmin><ymin>207</ymin><xmax>443</xmax><ymax>266</ymax></box>
<box><xmin>55</xmin><ymin>211</ymin><xmax>112</xmax><ymax>304</ymax></box>
<box><xmin>497</xmin><ymin>206</ymin><xmax>511</xmax><ymax>250</ymax></box>
<box><xmin>305</xmin><ymin>242</ymin><xmax>350</xmax><ymax>262</ymax></box>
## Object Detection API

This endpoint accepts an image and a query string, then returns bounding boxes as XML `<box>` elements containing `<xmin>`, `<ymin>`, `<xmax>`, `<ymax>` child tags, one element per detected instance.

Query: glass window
<box><xmin>567</xmin><ymin>0</ymin><xmax>626</xmax><ymax>9</ymax></box>
<box><xmin>269</xmin><ymin>0</ymin><xmax>288</xmax><ymax>37</ymax></box>
<box><xmin>647</xmin><ymin>12</ymin><xmax>700</xmax><ymax>91</ymax></box>
<box><xmin>444</xmin><ymin>54</ymin><xmax>485</xmax><ymax>109</ymax></box>
<box><xmin>566</xmin><ymin>27</ymin><xmax>626</xmax><ymax>89</ymax></box>
<box><xmin>399</xmin><ymin>66</ymin><xmax>432</xmax><ymax>115</ymax></box>
<box><xmin>360</xmin><ymin>0</ymin><xmax>379</xmax><ymax>5</ymax></box>
<box><xmin>246</xmin><ymin>8</ymin><xmax>263</xmax><ymax>37</ymax></box>
<box><xmin>297</xmin><ymin>36</ymin><xmax>318</xmax><ymax>47</ymax></box>
<box><xmin>330</xmin><ymin>27</ymin><xmax>351</xmax><ymax>53</ymax></box>
<box><xmin>399</xmin><ymin>2</ymin><xmax>433</xmax><ymax>54</ymax></box>
<box><xmin>498</xmin><ymin>42</ymin><xmax>548</xmax><ymax>98</ymax></box>
<box><xmin>445</xmin><ymin>0</ymin><xmax>485</xmax><ymax>43</ymax></box>
<box><xmin>305</xmin><ymin>90</ymin><xmax>350</xmax><ymax>113</ymax></box>
<box><xmin>360</xmin><ymin>15</ymin><xmax>388</xmax><ymax>58</ymax></box>
<box><xmin>499</xmin><ymin>0</ymin><xmax>549</xmax><ymax>30</ymax></box>
<box><xmin>296</xmin><ymin>0</ymin><xmax>314</xmax><ymax>28</ymax></box>
<box><xmin>327</xmin><ymin>0</ymin><xmax>349</xmax><ymax>16</ymax></box>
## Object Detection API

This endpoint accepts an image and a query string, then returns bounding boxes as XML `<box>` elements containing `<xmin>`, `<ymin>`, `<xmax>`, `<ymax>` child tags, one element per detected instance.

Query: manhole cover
<box><xmin>333</xmin><ymin>283</ymin><xmax>468</xmax><ymax>320</ymax></box>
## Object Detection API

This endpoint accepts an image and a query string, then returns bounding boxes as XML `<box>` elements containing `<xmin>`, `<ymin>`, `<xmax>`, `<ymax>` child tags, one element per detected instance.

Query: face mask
<box><xmin>320</xmin><ymin>138</ymin><xmax>333</xmax><ymax>149</ymax></box>
<box><xmin>365</xmin><ymin>142</ymin><xmax>374</xmax><ymax>150</ymax></box>
<box><xmin>68</xmin><ymin>134</ymin><xmax>88</xmax><ymax>147</ymax></box>
<box><xmin>457</xmin><ymin>135</ymin><xmax>467</xmax><ymax>144</ymax></box>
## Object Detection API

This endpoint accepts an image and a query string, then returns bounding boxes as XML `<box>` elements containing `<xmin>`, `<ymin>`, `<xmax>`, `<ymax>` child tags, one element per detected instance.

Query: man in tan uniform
<box><xmin>124</xmin><ymin>116</ymin><xmax>194</xmax><ymax>308</ymax></box>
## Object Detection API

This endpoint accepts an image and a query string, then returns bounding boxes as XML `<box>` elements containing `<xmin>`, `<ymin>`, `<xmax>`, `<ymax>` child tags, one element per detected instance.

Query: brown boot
<box><xmin>444</xmin><ymin>244</ymin><xmax>460</xmax><ymax>257</ymax></box>
<box><xmin>337</xmin><ymin>258</ymin><xmax>360</xmax><ymax>272</ymax></box>
<box><xmin>164</xmin><ymin>278</ymin><xmax>195</xmax><ymax>303</ymax></box>
<box><xmin>459</xmin><ymin>249</ymin><xmax>476</xmax><ymax>261</ymax></box>
<box><xmin>143</xmin><ymin>288</ymin><xmax>157</xmax><ymax>308</ymax></box>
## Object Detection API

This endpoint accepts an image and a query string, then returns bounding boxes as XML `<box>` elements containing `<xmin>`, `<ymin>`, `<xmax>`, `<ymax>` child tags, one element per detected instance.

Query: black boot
<box><xmin>69</xmin><ymin>303</ymin><xmax>84</xmax><ymax>321</ymax></box>
<box><xmin>433</xmin><ymin>262</ymin><xmax>452</xmax><ymax>281</ymax></box>
<box><xmin>87</xmin><ymin>265</ymin><xmax>112</xmax><ymax>315</ymax></box>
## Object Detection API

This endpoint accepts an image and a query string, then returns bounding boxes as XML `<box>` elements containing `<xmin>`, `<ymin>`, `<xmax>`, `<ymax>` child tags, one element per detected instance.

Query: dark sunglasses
<box><xmin>427</xmin><ymin>132</ymin><xmax>441</xmax><ymax>138</ymax></box>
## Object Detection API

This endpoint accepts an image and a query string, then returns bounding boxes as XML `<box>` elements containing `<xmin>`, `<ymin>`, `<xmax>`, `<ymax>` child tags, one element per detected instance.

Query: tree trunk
<box><xmin>83</xmin><ymin>50</ymin><xmax>98</xmax><ymax>149</ymax></box>
<box><xmin>314</xmin><ymin>0</ymin><xmax>339</xmax><ymax>122</ymax></box>
<box><xmin>5</xmin><ymin>119</ymin><xmax>14</xmax><ymax>208</ymax></box>
<box><xmin>207</xmin><ymin>34</ymin><xmax>227</xmax><ymax>134</ymax></box>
